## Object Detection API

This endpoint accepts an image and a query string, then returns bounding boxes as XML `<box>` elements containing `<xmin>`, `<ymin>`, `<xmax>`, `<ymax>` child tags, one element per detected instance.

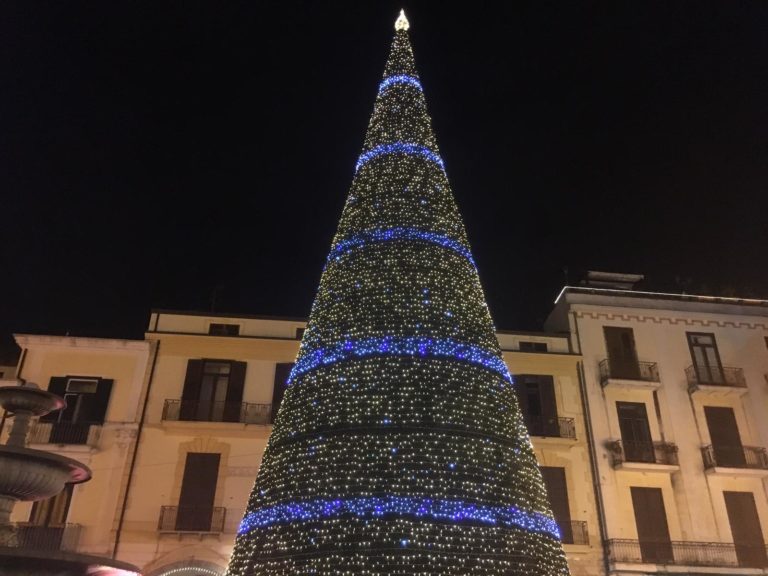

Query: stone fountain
<box><xmin>0</xmin><ymin>380</ymin><xmax>140</xmax><ymax>576</ymax></box>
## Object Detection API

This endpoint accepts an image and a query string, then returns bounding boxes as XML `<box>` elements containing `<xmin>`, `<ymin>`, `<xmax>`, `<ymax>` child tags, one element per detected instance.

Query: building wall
<box><xmin>547</xmin><ymin>289</ymin><xmax>768</xmax><ymax>575</ymax></box>
<box><xmin>6</xmin><ymin>335</ymin><xmax>154</xmax><ymax>560</ymax></box>
<box><xmin>503</xmin><ymin>341</ymin><xmax>604</xmax><ymax>576</ymax></box>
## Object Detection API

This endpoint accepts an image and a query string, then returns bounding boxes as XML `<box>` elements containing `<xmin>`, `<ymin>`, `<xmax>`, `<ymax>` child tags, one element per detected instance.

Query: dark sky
<box><xmin>2</xmin><ymin>1</ymin><xmax>768</xmax><ymax>351</ymax></box>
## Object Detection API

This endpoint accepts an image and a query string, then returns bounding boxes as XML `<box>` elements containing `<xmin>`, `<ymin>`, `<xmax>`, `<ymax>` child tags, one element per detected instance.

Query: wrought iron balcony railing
<box><xmin>685</xmin><ymin>365</ymin><xmax>746</xmax><ymax>390</ymax></box>
<box><xmin>5</xmin><ymin>523</ymin><xmax>82</xmax><ymax>551</ymax></box>
<box><xmin>599</xmin><ymin>359</ymin><xmax>659</xmax><ymax>385</ymax></box>
<box><xmin>158</xmin><ymin>506</ymin><xmax>226</xmax><ymax>533</ymax></box>
<box><xmin>702</xmin><ymin>445</ymin><xmax>768</xmax><ymax>470</ymax></box>
<box><xmin>609</xmin><ymin>440</ymin><xmax>678</xmax><ymax>467</ymax></box>
<box><xmin>557</xmin><ymin>520</ymin><xmax>588</xmax><ymax>545</ymax></box>
<box><xmin>27</xmin><ymin>421</ymin><xmax>101</xmax><ymax>447</ymax></box>
<box><xmin>162</xmin><ymin>399</ymin><xmax>272</xmax><ymax>425</ymax></box>
<box><xmin>607</xmin><ymin>538</ymin><xmax>768</xmax><ymax>568</ymax></box>
<box><xmin>524</xmin><ymin>415</ymin><xmax>576</xmax><ymax>440</ymax></box>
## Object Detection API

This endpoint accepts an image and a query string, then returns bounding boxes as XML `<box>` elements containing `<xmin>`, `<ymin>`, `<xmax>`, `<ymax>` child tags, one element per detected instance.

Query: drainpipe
<box><xmin>112</xmin><ymin>340</ymin><xmax>160</xmax><ymax>559</ymax></box>
<box><xmin>572</xmin><ymin>311</ymin><xmax>611</xmax><ymax>576</ymax></box>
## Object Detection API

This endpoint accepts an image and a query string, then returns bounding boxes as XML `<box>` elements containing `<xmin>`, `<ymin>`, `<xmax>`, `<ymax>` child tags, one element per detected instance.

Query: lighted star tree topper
<box><xmin>226</xmin><ymin>10</ymin><xmax>570</xmax><ymax>576</ymax></box>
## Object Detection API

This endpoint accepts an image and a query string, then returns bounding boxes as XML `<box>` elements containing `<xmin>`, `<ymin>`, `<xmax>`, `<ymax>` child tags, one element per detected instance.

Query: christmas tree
<box><xmin>226</xmin><ymin>11</ymin><xmax>569</xmax><ymax>576</ymax></box>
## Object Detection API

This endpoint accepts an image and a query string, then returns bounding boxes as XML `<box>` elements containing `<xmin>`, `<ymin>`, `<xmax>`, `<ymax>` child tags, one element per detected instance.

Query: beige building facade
<box><xmin>3</xmin><ymin>310</ymin><xmax>604</xmax><ymax>575</ymax></box>
<box><xmin>547</xmin><ymin>283</ymin><xmax>768</xmax><ymax>575</ymax></box>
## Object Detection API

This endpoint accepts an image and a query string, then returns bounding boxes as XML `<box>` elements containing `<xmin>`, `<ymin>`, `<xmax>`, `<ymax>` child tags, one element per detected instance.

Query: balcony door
<box><xmin>180</xmin><ymin>359</ymin><xmax>246</xmax><ymax>422</ymax></box>
<box><xmin>631</xmin><ymin>487</ymin><xmax>673</xmax><ymax>563</ymax></box>
<box><xmin>617</xmin><ymin>402</ymin><xmax>653</xmax><ymax>462</ymax></box>
<box><xmin>176</xmin><ymin>452</ymin><xmax>220</xmax><ymax>531</ymax></box>
<box><xmin>687</xmin><ymin>332</ymin><xmax>724</xmax><ymax>384</ymax></box>
<box><xmin>704</xmin><ymin>406</ymin><xmax>745</xmax><ymax>467</ymax></box>
<box><xmin>271</xmin><ymin>363</ymin><xmax>294</xmax><ymax>424</ymax></box>
<box><xmin>724</xmin><ymin>492</ymin><xmax>767</xmax><ymax>568</ymax></box>
<box><xmin>515</xmin><ymin>375</ymin><xmax>558</xmax><ymax>437</ymax></box>
<box><xmin>604</xmin><ymin>327</ymin><xmax>640</xmax><ymax>379</ymax></box>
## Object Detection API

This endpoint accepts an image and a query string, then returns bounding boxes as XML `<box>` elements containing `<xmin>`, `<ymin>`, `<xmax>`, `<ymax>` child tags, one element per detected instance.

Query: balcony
<box><xmin>609</xmin><ymin>440</ymin><xmax>679</xmax><ymax>472</ymax></box>
<box><xmin>686</xmin><ymin>365</ymin><xmax>747</xmax><ymax>397</ymax></box>
<box><xmin>524</xmin><ymin>415</ymin><xmax>576</xmax><ymax>440</ymax></box>
<box><xmin>607</xmin><ymin>538</ymin><xmax>768</xmax><ymax>568</ymax></box>
<box><xmin>158</xmin><ymin>506</ymin><xmax>226</xmax><ymax>533</ymax></box>
<box><xmin>162</xmin><ymin>400</ymin><xmax>272</xmax><ymax>425</ymax></box>
<box><xmin>2</xmin><ymin>523</ymin><xmax>81</xmax><ymax>551</ymax></box>
<box><xmin>702</xmin><ymin>445</ymin><xmax>768</xmax><ymax>476</ymax></box>
<box><xmin>599</xmin><ymin>359</ymin><xmax>660</xmax><ymax>390</ymax></box>
<box><xmin>27</xmin><ymin>421</ymin><xmax>101</xmax><ymax>447</ymax></box>
<box><xmin>558</xmin><ymin>520</ymin><xmax>589</xmax><ymax>545</ymax></box>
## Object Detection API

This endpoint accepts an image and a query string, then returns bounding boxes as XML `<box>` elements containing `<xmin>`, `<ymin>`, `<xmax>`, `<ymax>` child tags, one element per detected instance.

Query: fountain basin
<box><xmin>0</xmin><ymin>445</ymin><xmax>91</xmax><ymax>501</ymax></box>
<box><xmin>0</xmin><ymin>386</ymin><xmax>66</xmax><ymax>417</ymax></box>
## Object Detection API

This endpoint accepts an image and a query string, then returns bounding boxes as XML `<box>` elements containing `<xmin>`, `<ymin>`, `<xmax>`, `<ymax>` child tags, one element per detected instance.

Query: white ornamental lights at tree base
<box><xmin>226</xmin><ymin>11</ymin><xmax>570</xmax><ymax>576</ymax></box>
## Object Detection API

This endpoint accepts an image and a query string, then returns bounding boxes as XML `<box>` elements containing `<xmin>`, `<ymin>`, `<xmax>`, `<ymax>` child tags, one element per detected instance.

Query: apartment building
<box><xmin>546</xmin><ymin>276</ymin><xmax>768</xmax><ymax>575</ymax></box>
<box><xmin>3</xmin><ymin>310</ymin><xmax>603</xmax><ymax>575</ymax></box>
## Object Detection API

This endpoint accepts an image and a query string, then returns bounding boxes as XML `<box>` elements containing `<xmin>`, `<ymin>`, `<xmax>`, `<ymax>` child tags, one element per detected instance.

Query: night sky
<box><xmin>2</xmin><ymin>1</ymin><xmax>767</xmax><ymax>353</ymax></box>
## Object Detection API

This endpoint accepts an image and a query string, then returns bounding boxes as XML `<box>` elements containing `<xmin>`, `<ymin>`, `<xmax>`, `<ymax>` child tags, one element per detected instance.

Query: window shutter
<box><xmin>176</xmin><ymin>452</ymin><xmax>220</xmax><ymax>531</ymax></box>
<box><xmin>271</xmin><ymin>363</ymin><xmax>294</xmax><ymax>424</ymax></box>
<box><xmin>538</xmin><ymin>376</ymin><xmax>558</xmax><ymax>436</ymax></box>
<box><xmin>540</xmin><ymin>467</ymin><xmax>571</xmax><ymax>544</ymax></box>
<box><xmin>82</xmin><ymin>379</ymin><xmax>113</xmax><ymax>424</ymax></box>
<box><xmin>705</xmin><ymin>406</ymin><xmax>745</xmax><ymax>467</ymax></box>
<box><xmin>631</xmin><ymin>487</ymin><xmax>672</xmax><ymax>562</ymax></box>
<box><xmin>223</xmin><ymin>361</ymin><xmax>247</xmax><ymax>422</ymax></box>
<box><xmin>180</xmin><ymin>360</ymin><xmax>204</xmax><ymax>421</ymax></box>
<box><xmin>40</xmin><ymin>377</ymin><xmax>68</xmax><ymax>422</ymax></box>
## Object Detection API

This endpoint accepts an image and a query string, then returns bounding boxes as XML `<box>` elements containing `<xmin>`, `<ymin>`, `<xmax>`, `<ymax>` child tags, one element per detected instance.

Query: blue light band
<box><xmin>289</xmin><ymin>336</ymin><xmax>512</xmax><ymax>386</ymax></box>
<box><xmin>378</xmin><ymin>74</ymin><xmax>423</xmax><ymax>93</ymax></box>
<box><xmin>238</xmin><ymin>495</ymin><xmax>560</xmax><ymax>540</ymax></box>
<box><xmin>327</xmin><ymin>227</ymin><xmax>475</xmax><ymax>268</ymax></box>
<box><xmin>356</xmin><ymin>142</ymin><xmax>445</xmax><ymax>173</ymax></box>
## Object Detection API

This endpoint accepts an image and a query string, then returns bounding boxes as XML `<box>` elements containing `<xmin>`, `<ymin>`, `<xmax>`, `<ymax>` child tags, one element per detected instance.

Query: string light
<box><xmin>379</xmin><ymin>74</ymin><xmax>423</xmax><ymax>94</ymax></box>
<box><xmin>226</xmin><ymin>11</ymin><xmax>569</xmax><ymax>576</ymax></box>
<box><xmin>355</xmin><ymin>142</ymin><xmax>445</xmax><ymax>173</ymax></box>
<box><xmin>326</xmin><ymin>227</ymin><xmax>476</xmax><ymax>268</ymax></box>
<box><xmin>238</xmin><ymin>496</ymin><xmax>560</xmax><ymax>539</ymax></box>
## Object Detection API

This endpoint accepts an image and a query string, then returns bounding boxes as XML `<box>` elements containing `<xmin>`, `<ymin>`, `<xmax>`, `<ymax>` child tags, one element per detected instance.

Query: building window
<box><xmin>209</xmin><ymin>323</ymin><xmax>240</xmax><ymax>336</ymax></box>
<box><xmin>687</xmin><ymin>332</ymin><xmax>724</xmax><ymax>383</ymax></box>
<box><xmin>616</xmin><ymin>402</ymin><xmax>654</xmax><ymax>462</ymax></box>
<box><xmin>724</xmin><ymin>492</ymin><xmax>767</xmax><ymax>567</ymax></box>
<box><xmin>41</xmin><ymin>376</ymin><xmax>113</xmax><ymax>444</ymax></box>
<box><xmin>179</xmin><ymin>359</ymin><xmax>247</xmax><ymax>422</ymax></box>
<box><xmin>30</xmin><ymin>484</ymin><xmax>73</xmax><ymax>527</ymax></box>
<box><xmin>295</xmin><ymin>328</ymin><xmax>305</xmax><ymax>340</ymax></box>
<box><xmin>540</xmin><ymin>467</ymin><xmax>572</xmax><ymax>543</ymax></box>
<box><xmin>514</xmin><ymin>375</ymin><xmax>558</xmax><ymax>437</ymax></box>
<box><xmin>630</xmin><ymin>487</ymin><xmax>673</xmax><ymax>563</ymax></box>
<box><xmin>175</xmin><ymin>452</ymin><xmax>221</xmax><ymax>531</ymax></box>
<box><xmin>604</xmin><ymin>326</ymin><xmax>640</xmax><ymax>379</ymax></box>
<box><xmin>704</xmin><ymin>406</ymin><xmax>745</xmax><ymax>467</ymax></box>
<box><xmin>519</xmin><ymin>341</ymin><xmax>548</xmax><ymax>352</ymax></box>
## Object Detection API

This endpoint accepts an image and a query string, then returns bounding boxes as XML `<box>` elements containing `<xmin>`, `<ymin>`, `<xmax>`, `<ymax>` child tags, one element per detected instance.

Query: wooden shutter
<box><xmin>704</xmin><ymin>406</ymin><xmax>745</xmax><ymax>467</ymax></box>
<box><xmin>82</xmin><ymin>379</ymin><xmax>113</xmax><ymax>423</ymax></box>
<box><xmin>540</xmin><ymin>467</ymin><xmax>571</xmax><ymax>543</ymax></box>
<box><xmin>631</xmin><ymin>487</ymin><xmax>672</xmax><ymax>563</ymax></box>
<box><xmin>604</xmin><ymin>327</ymin><xmax>640</xmax><ymax>379</ymax></box>
<box><xmin>724</xmin><ymin>491</ymin><xmax>767</xmax><ymax>567</ymax></box>
<box><xmin>176</xmin><ymin>452</ymin><xmax>220</xmax><ymax>531</ymax></box>
<box><xmin>180</xmin><ymin>360</ymin><xmax>204</xmax><ymax>421</ymax></box>
<box><xmin>538</xmin><ymin>376</ymin><xmax>558</xmax><ymax>436</ymax></box>
<box><xmin>271</xmin><ymin>363</ymin><xmax>294</xmax><ymax>424</ymax></box>
<box><xmin>223</xmin><ymin>361</ymin><xmax>247</xmax><ymax>422</ymax></box>
<box><xmin>40</xmin><ymin>377</ymin><xmax>68</xmax><ymax>422</ymax></box>
<box><xmin>617</xmin><ymin>402</ymin><xmax>653</xmax><ymax>462</ymax></box>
